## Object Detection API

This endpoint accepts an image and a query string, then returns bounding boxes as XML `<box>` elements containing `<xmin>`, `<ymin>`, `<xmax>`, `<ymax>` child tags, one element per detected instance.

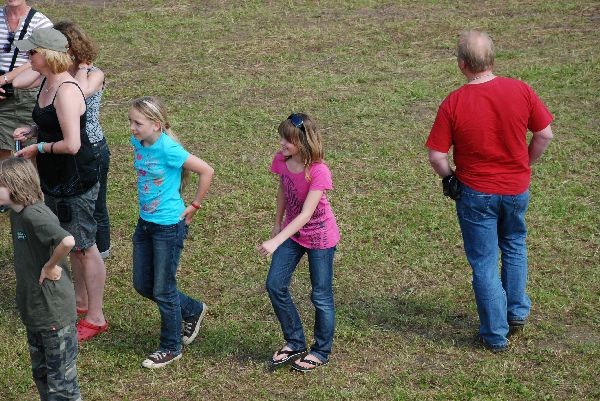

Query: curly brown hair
<box><xmin>54</xmin><ymin>21</ymin><xmax>98</xmax><ymax>64</ymax></box>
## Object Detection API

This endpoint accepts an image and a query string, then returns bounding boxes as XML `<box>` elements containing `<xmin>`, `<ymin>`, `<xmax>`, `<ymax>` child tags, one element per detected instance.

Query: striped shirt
<box><xmin>1</xmin><ymin>8</ymin><xmax>52</xmax><ymax>73</ymax></box>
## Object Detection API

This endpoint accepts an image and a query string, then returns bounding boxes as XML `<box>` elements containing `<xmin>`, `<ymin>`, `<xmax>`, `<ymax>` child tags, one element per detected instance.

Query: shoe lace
<box><xmin>149</xmin><ymin>351</ymin><xmax>168</xmax><ymax>360</ymax></box>
<box><xmin>183</xmin><ymin>321</ymin><xmax>193</xmax><ymax>333</ymax></box>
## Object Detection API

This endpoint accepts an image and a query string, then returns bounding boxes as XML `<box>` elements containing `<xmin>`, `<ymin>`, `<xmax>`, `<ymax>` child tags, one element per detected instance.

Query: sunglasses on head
<box><xmin>3</xmin><ymin>32</ymin><xmax>15</xmax><ymax>53</ymax></box>
<box><xmin>288</xmin><ymin>113</ymin><xmax>305</xmax><ymax>133</ymax></box>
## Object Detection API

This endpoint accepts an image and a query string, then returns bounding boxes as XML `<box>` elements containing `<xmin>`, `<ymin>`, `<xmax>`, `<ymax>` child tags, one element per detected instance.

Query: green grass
<box><xmin>1</xmin><ymin>0</ymin><xmax>598</xmax><ymax>400</ymax></box>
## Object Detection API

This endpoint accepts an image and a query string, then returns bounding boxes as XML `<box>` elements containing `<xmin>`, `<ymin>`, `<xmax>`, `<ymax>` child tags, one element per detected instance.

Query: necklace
<box><xmin>470</xmin><ymin>72</ymin><xmax>494</xmax><ymax>82</ymax></box>
<box><xmin>43</xmin><ymin>80</ymin><xmax>61</xmax><ymax>94</ymax></box>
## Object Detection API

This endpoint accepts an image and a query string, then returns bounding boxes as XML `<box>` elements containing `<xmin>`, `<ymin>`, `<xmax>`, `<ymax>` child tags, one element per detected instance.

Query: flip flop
<box><xmin>77</xmin><ymin>319</ymin><xmax>108</xmax><ymax>342</ymax></box>
<box><xmin>270</xmin><ymin>346</ymin><xmax>307</xmax><ymax>366</ymax></box>
<box><xmin>76</xmin><ymin>307</ymin><xmax>88</xmax><ymax>315</ymax></box>
<box><xmin>291</xmin><ymin>356</ymin><xmax>328</xmax><ymax>372</ymax></box>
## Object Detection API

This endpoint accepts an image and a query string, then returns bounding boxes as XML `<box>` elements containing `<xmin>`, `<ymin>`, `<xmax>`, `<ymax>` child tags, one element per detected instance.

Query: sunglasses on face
<box><xmin>27</xmin><ymin>49</ymin><xmax>38</xmax><ymax>56</ymax></box>
<box><xmin>288</xmin><ymin>113</ymin><xmax>305</xmax><ymax>133</ymax></box>
<box><xmin>3</xmin><ymin>32</ymin><xmax>15</xmax><ymax>53</ymax></box>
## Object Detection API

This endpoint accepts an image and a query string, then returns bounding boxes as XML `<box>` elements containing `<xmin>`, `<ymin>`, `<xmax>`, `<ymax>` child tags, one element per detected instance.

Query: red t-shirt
<box><xmin>426</xmin><ymin>77</ymin><xmax>553</xmax><ymax>194</ymax></box>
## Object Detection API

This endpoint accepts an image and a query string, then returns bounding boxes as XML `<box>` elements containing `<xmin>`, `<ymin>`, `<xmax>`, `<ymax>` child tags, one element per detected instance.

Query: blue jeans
<box><xmin>132</xmin><ymin>218</ymin><xmax>203</xmax><ymax>355</ymax></box>
<box><xmin>92</xmin><ymin>138</ymin><xmax>111</xmax><ymax>254</ymax></box>
<box><xmin>266</xmin><ymin>238</ymin><xmax>336</xmax><ymax>362</ymax></box>
<box><xmin>456</xmin><ymin>184</ymin><xmax>531</xmax><ymax>348</ymax></box>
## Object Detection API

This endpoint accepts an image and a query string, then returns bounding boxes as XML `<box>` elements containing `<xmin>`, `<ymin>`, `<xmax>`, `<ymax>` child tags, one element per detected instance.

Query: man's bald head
<box><xmin>457</xmin><ymin>30</ymin><xmax>495</xmax><ymax>73</ymax></box>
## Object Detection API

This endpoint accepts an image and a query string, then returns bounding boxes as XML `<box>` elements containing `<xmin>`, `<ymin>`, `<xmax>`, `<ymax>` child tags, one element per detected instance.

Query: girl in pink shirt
<box><xmin>257</xmin><ymin>113</ymin><xmax>340</xmax><ymax>372</ymax></box>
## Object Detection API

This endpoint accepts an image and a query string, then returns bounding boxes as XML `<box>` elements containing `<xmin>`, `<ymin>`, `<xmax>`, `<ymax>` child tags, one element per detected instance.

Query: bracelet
<box><xmin>191</xmin><ymin>201</ymin><xmax>200</xmax><ymax>210</ymax></box>
<box><xmin>37</xmin><ymin>142</ymin><xmax>46</xmax><ymax>154</ymax></box>
<box><xmin>50</xmin><ymin>142</ymin><xmax>55</xmax><ymax>154</ymax></box>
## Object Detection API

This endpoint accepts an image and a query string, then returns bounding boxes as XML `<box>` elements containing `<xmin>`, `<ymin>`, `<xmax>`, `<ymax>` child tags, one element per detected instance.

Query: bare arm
<box><xmin>0</xmin><ymin>62</ymin><xmax>34</xmax><ymax>99</ymax></box>
<box><xmin>11</xmin><ymin>66</ymin><xmax>42</xmax><ymax>89</ymax></box>
<box><xmin>257</xmin><ymin>189</ymin><xmax>323</xmax><ymax>257</ymax></box>
<box><xmin>53</xmin><ymin>84</ymin><xmax>86</xmax><ymax>154</ymax></box>
<box><xmin>428</xmin><ymin>149</ymin><xmax>453</xmax><ymax>177</ymax></box>
<box><xmin>39</xmin><ymin>235</ymin><xmax>75</xmax><ymax>284</ymax></box>
<box><xmin>271</xmin><ymin>181</ymin><xmax>286</xmax><ymax>238</ymax></box>
<box><xmin>74</xmin><ymin>65</ymin><xmax>104</xmax><ymax>97</ymax></box>
<box><xmin>528</xmin><ymin>124</ymin><xmax>553</xmax><ymax>165</ymax></box>
<box><xmin>178</xmin><ymin>154</ymin><xmax>215</xmax><ymax>224</ymax></box>
<box><xmin>15</xmin><ymin>86</ymin><xmax>85</xmax><ymax>159</ymax></box>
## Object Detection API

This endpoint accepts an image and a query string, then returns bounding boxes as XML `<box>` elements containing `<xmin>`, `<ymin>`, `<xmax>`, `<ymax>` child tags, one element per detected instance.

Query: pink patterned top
<box><xmin>271</xmin><ymin>152</ymin><xmax>340</xmax><ymax>249</ymax></box>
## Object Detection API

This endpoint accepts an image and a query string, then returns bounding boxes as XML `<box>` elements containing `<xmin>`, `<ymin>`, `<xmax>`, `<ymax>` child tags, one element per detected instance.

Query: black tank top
<box><xmin>33</xmin><ymin>80</ymin><xmax>99</xmax><ymax>197</ymax></box>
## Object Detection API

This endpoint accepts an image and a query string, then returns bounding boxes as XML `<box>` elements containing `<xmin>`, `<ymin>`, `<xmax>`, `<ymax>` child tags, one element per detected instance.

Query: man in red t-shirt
<box><xmin>426</xmin><ymin>30</ymin><xmax>553</xmax><ymax>352</ymax></box>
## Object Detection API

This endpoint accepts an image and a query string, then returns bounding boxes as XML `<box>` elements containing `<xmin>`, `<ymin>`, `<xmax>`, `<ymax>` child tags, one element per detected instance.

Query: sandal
<box><xmin>77</xmin><ymin>319</ymin><xmax>108</xmax><ymax>342</ymax></box>
<box><xmin>270</xmin><ymin>346</ymin><xmax>307</xmax><ymax>366</ymax></box>
<box><xmin>291</xmin><ymin>356</ymin><xmax>328</xmax><ymax>372</ymax></box>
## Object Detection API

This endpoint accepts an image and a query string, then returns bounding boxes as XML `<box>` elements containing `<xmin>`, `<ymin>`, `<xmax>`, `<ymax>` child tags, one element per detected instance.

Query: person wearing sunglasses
<box><xmin>13</xmin><ymin>27</ymin><xmax>108</xmax><ymax>343</ymax></box>
<box><xmin>0</xmin><ymin>0</ymin><xmax>51</xmax><ymax>161</ymax></box>
<box><xmin>257</xmin><ymin>113</ymin><xmax>340</xmax><ymax>372</ymax></box>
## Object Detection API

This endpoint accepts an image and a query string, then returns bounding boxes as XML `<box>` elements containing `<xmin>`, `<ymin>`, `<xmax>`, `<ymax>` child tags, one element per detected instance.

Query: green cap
<box><xmin>15</xmin><ymin>27</ymin><xmax>69</xmax><ymax>53</ymax></box>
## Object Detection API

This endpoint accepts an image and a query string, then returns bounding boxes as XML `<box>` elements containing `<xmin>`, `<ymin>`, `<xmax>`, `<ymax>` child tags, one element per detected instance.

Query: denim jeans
<box><xmin>266</xmin><ymin>238</ymin><xmax>336</xmax><ymax>362</ymax></box>
<box><xmin>456</xmin><ymin>184</ymin><xmax>531</xmax><ymax>348</ymax></box>
<box><xmin>132</xmin><ymin>218</ymin><xmax>203</xmax><ymax>355</ymax></box>
<box><xmin>92</xmin><ymin>138</ymin><xmax>111</xmax><ymax>254</ymax></box>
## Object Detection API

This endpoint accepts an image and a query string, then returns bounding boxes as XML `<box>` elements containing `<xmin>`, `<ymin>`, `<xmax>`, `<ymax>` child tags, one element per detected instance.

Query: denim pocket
<box><xmin>510</xmin><ymin>191</ymin><xmax>530</xmax><ymax>216</ymax></box>
<box><xmin>457</xmin><ymin>189</ymin><xmax>492</xmax><ymax>222</ymax></box>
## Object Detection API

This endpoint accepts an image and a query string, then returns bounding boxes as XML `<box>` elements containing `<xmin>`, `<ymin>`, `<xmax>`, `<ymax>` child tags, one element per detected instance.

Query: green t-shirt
<box><xmin>10</xmin><ymin>202</ymin><xmax>76</xmax><ymax>331</ymax></box>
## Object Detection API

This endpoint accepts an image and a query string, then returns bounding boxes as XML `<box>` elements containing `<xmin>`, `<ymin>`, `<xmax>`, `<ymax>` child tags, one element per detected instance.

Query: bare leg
<box><xmin>70</xmin><ymin>244</ymin><xmax>106</xmax><ymax>326</ymax></box>
<box><xmin>71</xmin><ymin>256</ymin><xmax>88</xmax><ymax>311</ymax></box>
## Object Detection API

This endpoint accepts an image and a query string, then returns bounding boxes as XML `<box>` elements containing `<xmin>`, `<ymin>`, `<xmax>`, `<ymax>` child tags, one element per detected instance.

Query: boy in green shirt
<box><xmin>0</xmin><ymin>157</ymin><xmax>81</xmax><ymax>401</ymax></box>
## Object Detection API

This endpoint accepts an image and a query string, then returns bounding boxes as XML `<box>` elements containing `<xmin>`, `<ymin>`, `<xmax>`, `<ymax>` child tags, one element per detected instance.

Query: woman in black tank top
<box><xmin>13</xmin><ymin>28</ymin><xmax>108</xmax><ymax>342</ymax></box>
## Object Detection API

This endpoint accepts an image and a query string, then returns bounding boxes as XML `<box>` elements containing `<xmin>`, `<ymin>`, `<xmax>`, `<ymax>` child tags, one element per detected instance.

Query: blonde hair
<box><xmin>0</xmin><ymin>158</ymin><xmax>44</xmax><ymax>206</ymax></box>
<box><xmin>37</xmin><ymin>47</ymin><xmax>72</xmax><ymax>74</ymax></box>
<box><xmin>130</xmin><ymin>96</ymin><xmax>190</xmax><ymax>191</ymax></box>
<box><xmin>457</xmin><ymin>30</ymin><xmax>495</xmax><ymax>73</ymax></box>
<box><xmin>278</xmin><ymin>113</ymin><xmax>323</xmax><ymax>180</ymax></box>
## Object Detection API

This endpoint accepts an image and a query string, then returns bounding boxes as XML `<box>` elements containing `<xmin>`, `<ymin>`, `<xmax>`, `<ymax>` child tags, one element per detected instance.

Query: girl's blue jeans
<box><xmin>456</xmin><ymin>184</ymin><xmax>531</xmax><ymax>349</ymax></box>
<box><xmin>132</xmin><ymin>218</ymin><xmax>203</xmax><ymax>355</ymax></box>
<box><xmin>266</xmin><ymin>238</ymin><xmax>336</xmax><ymax>362</ymax></box>
<box><xmin>92</xmin><ymin>138</ymin><xmax>110</xmax><ymax>254</ymax></box>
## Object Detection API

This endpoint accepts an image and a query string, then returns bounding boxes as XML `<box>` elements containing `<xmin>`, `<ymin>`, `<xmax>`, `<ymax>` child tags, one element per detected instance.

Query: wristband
<box><xmin>37</xmin><ymin>142</ymin><xmax>46</xmax><ymax>154</ymax></box>
<box><xmin>50</xmin><ymin>142</ymin><xmax>56</xmax><ymax>154</ymax></box>
<box><xmin>191</xmin><ymin>201</ymin><xmax>200</xmax><ymax>210</ymax></box>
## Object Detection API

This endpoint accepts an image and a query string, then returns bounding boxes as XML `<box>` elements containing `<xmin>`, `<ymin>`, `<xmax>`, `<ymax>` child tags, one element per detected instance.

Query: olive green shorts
<box><xmin>0</xmin><ymin>87</ymin><xmax>38</xmax><ymax>151</ymax></box>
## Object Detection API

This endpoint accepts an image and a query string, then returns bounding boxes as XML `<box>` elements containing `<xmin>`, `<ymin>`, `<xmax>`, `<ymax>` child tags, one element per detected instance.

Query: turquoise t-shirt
<box><xmin>131</xmin><ymin>133</ymin><xmax>190</xmax><ymax>225</ymax></box>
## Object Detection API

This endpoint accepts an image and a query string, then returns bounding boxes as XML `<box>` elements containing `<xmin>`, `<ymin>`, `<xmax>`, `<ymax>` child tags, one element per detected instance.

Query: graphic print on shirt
<box><xmin>135</xmin><ymin>150</ymin><xmax>164</xmax><ymax>214</ymax></box>
<box><xmin>281</xmin><ymin>174</ymin><xmax>329</xmax><ymax>249</ymax></box>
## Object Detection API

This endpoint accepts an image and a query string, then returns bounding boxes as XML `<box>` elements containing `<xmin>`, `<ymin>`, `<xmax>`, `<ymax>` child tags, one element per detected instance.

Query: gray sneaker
<box><xmin>508</xmin><ymin>319</ymin><xmax>527</xmax><ymax>337</ymax></box>
<box><xmin>142</xmin><ymin>350</ymin><xmax>182</xmax><ymax>369</ymax></box>
<box><xmin>182</xmin><ymin>303</ymin><xmax>207</xmax><ymax>345</ymax></box>
<box><xmin>476</xmin><ymin>334</ymin><xmax>508</xmax><ymax>353</ymax></box>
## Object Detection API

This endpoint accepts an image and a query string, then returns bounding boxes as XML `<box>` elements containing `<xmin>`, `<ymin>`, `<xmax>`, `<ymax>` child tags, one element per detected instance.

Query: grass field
<box><xmin>1</xmin><ymin>0</ymin><xmax>598</xmax><ymax>400</ymax></box>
